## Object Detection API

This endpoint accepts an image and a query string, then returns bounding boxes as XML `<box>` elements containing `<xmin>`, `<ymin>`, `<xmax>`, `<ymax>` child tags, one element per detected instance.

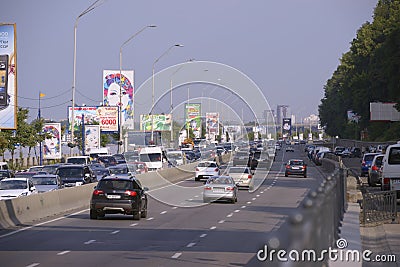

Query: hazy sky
<box><xmin>2</xmin><ymin>0</ymin><xmax>377</xmax><ymax>123</ymax></box>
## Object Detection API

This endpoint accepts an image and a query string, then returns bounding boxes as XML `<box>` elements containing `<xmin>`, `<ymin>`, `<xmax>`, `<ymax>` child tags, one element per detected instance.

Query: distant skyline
<box><xmin>2</xmin><ymin>0</ymin><xmax>378</xmax><ymax>124</ymax></box>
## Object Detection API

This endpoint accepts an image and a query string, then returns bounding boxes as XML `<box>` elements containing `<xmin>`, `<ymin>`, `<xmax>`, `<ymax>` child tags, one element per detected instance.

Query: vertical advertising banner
<box><xmin>206</xmin><ymin>112</ymin><xmax>219</xmax><ymax>135</ymax></box>
<box><xmin>43</xmin><ymin>123</ymin><xmax>62</xmax><ymax>160</ymax></box>
<box><xmin>282</xmin><ymin>118</ymin><xmax>292</xmax><ymax>136</ymax></box>
<box><xmin>0</xmin><ymin>23</ymin><xmax>17</xmax><ymax>129</ymax></box>
<box><xmin>103</xmin><ymin>70</ymin><xmax>134</xmax><ymax>129</ymax></box>
<box><xmin>185</xmin><ymin>103</ymin><xmax>201</xmax><ymax>138</ymax></box>
<box><xmin>85</xmin><ymin>125</ymin><xmax>100</xmax><ymax>154</ymax></box>
<box><xmin>140</xmin><ymin>114</ymin><xmax>172</xmax><ymax>131</ymax></box>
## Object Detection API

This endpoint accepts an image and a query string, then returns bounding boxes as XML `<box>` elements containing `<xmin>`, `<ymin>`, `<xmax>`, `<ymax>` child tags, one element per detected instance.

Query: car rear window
<box><xmin>289</xmin><ymin>160</ymin><xmax>304</xmax><ymax>165</ymax></box>
<box><xmin>364</xmin><ymin>154</ymin><xmax>377</xmax><ymax>162</ymax></box>
<box><xmin>98</xmin><ymin>179</ymin><xmax>140</xmax><ymax>190</ymax></box>
<box><xmin>229</xmin><ymin>168</ymin><xmax>249</xmax><ymax>174</ymax></box>
<box><xmin>207</xmin><ymin>177</ymin><xmax>232</xmax><ymax>184</ymax></box>
<box><xmin>388</xmin><ymin>147</ymin><xmax>400</xmax><ymax>165</ymax></box>
<box><xmin>198</xmin><ymin>162</ymin><xmax>216</xmax><ymax>167</ymax></box>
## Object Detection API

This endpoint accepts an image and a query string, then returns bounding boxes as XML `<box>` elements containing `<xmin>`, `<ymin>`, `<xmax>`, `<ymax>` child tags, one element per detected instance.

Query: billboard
<box><xmin>0</xmin><ymin>23</ymin><xmax>17</xmax><ymax>129</ymax></box>
<box><xmin>103</xmin><ymin>70</ymin><xmax>134</xmax><ymax>129</ymax></box>
<box><xmin>282</xmin><ymin>118</ymin><xmax>292</xmax><ymax>135</ymax></box>
<box><xmin>84</xmin><ymin>125</ymin><xmax>100</xmax><ymax>154</ymax></box>
<box><xmin>140</xmin><ymin>114</ymin><xmax>172</xmax><ymax>131</ymax></box>
<box><xmin>42</xmin><ymin>123</ymin><xmax>62</xmax><ymax>160</ymax></box>
<box><xmin>185</xmin><ymin>103</ymin><xmax>201</xmax><ymax>138</ymax></box>
<box><xmin>206</xmin><ymin>112</ymin><xmax>219</xmax><ymax>135</ymax></box>
<box><xmin>370</xmin><ymin>102</ymin><xmax>400</xmax><ymax>122</ymax></box>
<box><xmin>68</xmin><ymin>106</ymin><xmax>119</xmax><ymax>132</ymax></box>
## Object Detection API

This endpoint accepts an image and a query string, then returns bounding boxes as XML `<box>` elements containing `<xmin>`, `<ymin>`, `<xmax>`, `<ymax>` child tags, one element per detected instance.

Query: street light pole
<box><xmin>70</xmin><ymin>0</ymin><xmax>105</xmax><ymax>155</ymax></box>
<box><xmin>151</xmin><ymin>44</ymin><xmax>184</xmax><ymax>143</ymax></box>
<box><xmin>118</xmin><ymin>25</ymin><xmax>156</xmax><ymax>153</ymax></box>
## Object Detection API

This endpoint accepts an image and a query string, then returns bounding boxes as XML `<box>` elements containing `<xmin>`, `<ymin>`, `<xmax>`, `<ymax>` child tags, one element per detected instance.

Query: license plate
<box><xmin>292</xmin><ymin>167</ymin><xmax>300</xmax><ymax>170</ymax></box>
<box><xmin>107</xmin><ymin>194</ymin><xmax>121</xmax><ymax>199</ymax></box>
<box><xmin>392</xmin><ymin>179</ymin><xmax>400</xmax><ymax>190</ymax></box>
<box><xmin>213</xmin><ymin>188</ymin><xmax>225</xmax><ymax>193</ymax></box>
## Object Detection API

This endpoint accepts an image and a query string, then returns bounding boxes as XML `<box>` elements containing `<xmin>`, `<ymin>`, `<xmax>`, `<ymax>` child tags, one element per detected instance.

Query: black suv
<box><xmin>55</xmin><ymin>164</ymin><xmax>96</xmax><ymax>187</ymax></box>
<box><xmin>90</xmin><ymin>176</ymin><xmax>148</xmax><ymax>220</ymax></box>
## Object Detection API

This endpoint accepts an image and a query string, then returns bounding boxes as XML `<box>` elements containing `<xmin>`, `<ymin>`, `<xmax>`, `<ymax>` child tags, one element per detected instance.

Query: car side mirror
<box><xmin>143</xmin><ymin>187</ymin><xmax>149</xmax><ymax>191</ymax></box>
<box><xmin>30</xmin><ymin>186</ymin><xmax>36</xmax><ymax>192</ymax></box>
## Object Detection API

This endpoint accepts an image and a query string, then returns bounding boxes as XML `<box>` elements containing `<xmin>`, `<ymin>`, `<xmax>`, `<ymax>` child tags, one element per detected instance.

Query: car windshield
<box><xmin>67</xmin><ymin>158</ymin><xmax>86</xmax><ymax>164</ymax></box>
<box><xmin>109</xmin><ymin>167</ymin><xmax>129</xmax><ymax>174</ymax></box>
<box><xmin>140</xmin><ymin>153</ymin><xmax>161</xmax><ymax>162</ymax></box>
<box><xmin>98</xmin><ymin>179</ymin><xmax>140</xmax><ymax>190</ymax></box>
<box><xmin>236</xmin><ymin>152</ymin><xmax>248</xmax><ymax>157</ymax></box>
<box><xmin>57</xmin><ymin>168</ymin><xmax>83</xmax><ymax>177</ymax></box>
<box><xmin>388</xmin><ymin>147</ymin><xmax>400</xmax><ymax>165</ymax></box>
<box><xmin>42</xmin><ymin>165</ymin><xmax>58</xmax><ymax>174</ymax></box>
<box><xmin>229</xmin><ymin>168</ymin><xmax>249</xmax><ymax>174</ymax></box>
<box><xmin>364</xmin><ymin>155</ymin><xmax>377</xmax><ymax>162</ymax></box>
<box><xmin>32</xmin><ymin>177</ymin><xmax>57</xmax><ymax>185</ymax></box>
<box><xmin>167</xmin><ymin>153</ymin><xmax>182</xmax><ymax>160</ymax></box>
<box><xmin>206</xmin><ymin>177</ymin><xmax>232</xmax><ymax>184</ymax></box>
<box><xmin>0</xmin><ymin>180</ymin><xmax>27</xmax><ymax>190</ymax></box>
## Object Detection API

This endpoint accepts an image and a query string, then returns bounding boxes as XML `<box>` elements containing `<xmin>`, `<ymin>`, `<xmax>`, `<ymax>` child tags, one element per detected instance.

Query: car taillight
<box><xmin>226</xmin><ymin>187</ymin><xmax>234</xmax><ymax>191</ymax></box>
<box><xmin>93</xmin><ymin>189</ymin><xmax>104</xmax><ymax>196</ymax></box>
<box><xmin>125</xmin><ymin>190</ymin><xmax>137</xmax><ymax>197</ymax></box>
<box><xmin>362</xmin><ymin>161</ymin><xmax>366</xmax><ymax>166</ymax></box>
<box><xmin>371</xmin><ymin>165</ymin><xmax>378</xmax><ymax>171</ymax></box>
<box><xmin>248</xmin><ymin>174</ymin><xmax>252</xmax><ymax>179</ymax></box>
<box><xmin>215</xmin><ymin>168</ymin><xmax>219</xmax><ymax>172</ymax></box>
<box><xmin>196</xmin><ymin>168</ymin><xmax>199</xmax><ymax>171</ymax></box>
<box><xmin>286</xmin><ymin>165</ymin><xmax>290</xmax><ymax>169</ymax></box>
<box><xmin>302</xmin><ymin>165</ymin><xmax>306</xmax><ymax>170</ymax></box>
<box><xmin>383</xmin><ymin>178</ymin><xmax>390</xmax><ymax>185</ymax></box>
<box><xmin>204</xmin><ymin>186</ymin><xmax>212</xmax><ymax>190</ymax></box>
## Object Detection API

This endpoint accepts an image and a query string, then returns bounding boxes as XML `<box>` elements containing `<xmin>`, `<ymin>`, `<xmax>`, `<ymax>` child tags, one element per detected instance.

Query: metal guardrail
<box><xmin>263</xmin><ymin>166</ymin><xmax>347</xmax><ymax>267</ymax></box>
<box><xmin>361</xmin><ymin>190</ymin><xmax>397</xmax><ymax>225</ymax></box>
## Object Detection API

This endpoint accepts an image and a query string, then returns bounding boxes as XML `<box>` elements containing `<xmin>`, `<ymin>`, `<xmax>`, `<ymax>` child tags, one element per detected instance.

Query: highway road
<box><xmin>0</xmin><ymin>145</ymin><xmax>329</xmax><ymax>267</ymax></box>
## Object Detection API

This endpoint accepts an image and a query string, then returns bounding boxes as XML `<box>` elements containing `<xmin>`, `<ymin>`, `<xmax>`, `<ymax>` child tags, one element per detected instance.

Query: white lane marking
<box><xmin>130</xmin><ymin>223</ymin><xmax>138</xmax><ymax>227</ymax></box>
<box><xmin>186</xmin><ymin>242</ymin><xmax>196</xmax><ymax>248</ymax></box>
<box><xmin>26</xmin><ymin>263</ymin><xmax>40</xmax><ymax>267</ymax></box>
<box><xmin>241</xmin><ymin>206</ymin><xmax>246</xmax><ymax>209</ymax></box>
<box><xmin>252</xmin><ymin>198</ymin><xmax>256</xmax><ymax>201</ymax></box>
<box><xmin>172</xmin><ymin>207</ymin><xmax>178</xmax><ymax>209</ymax></box>
<box><xmin>256</xmin><ymin>195</ymin><xmax>260</xmax><ymax>197</ymax></box>
<box><xmin>0</xmin><ymin>209</ymin><xmax>89</xmax><ymax>239</ymax></box>
<box><xmin>227</xmin><ymin>213</ymin><xmax>233</xmax><ymax>218</ymax></box>
<box><xmin>57</xmin><ymin>250</ymin><xmax>71</xmax><ymax>255</ymax></box>
<box><xmin>194</xmin><ymin>195</ymin><xmax>199</xmax><ymax>198</ymax></box>
<box><xmin>200</xmin><ymin>234</ymin><xmax>207</xmax><ymax>238</ymax></box>
<box><xmin>84</xmin><ymin>240</ymin><xmax>96</xmax><ymax>245</ymax></box>
<box><xmin>260</xmin><ymin>191</ymin><xmax>264</xmax><ymax>194</ymax></box>
<box><xmin>171</xmin><ymin>252</ymin><xmax>182</xmax><ymax>259</ymax></box>
<box><xmin>218</xmin><ymin>220</ymin><xmax>225</xmax><ymax>224</ymax></box>
<box><xmin>146</xmin><ymin>217</ymin><xmax>154</xmax><ymax>221</ymax></box>
<box><xmin>160</xmin><ymin>211</ymin><xmax>167</xmax><ymax>214</ymax></box>
<box><xmin>188</xmin><ymin>199</ymin><xmax>193</xmax><ymax>201</ymax></box>
<box><xmin>210</xmin><ymin>226</ymin><xmax>217</xmax><ymax>230</ymax></box>
<box><xmin>110</xmin><ymin>230</ymin><xmax>120</xmax><ymax>235</ymax></box>
<box><xmin>246</xmin><ymin>201</ymin><xmax>252</xmax><ymax>204</ymax></box>
<box><xmin>234</xmin><ymin>209</ymin><xmax>240</xmax><ymax>213</ymax></box>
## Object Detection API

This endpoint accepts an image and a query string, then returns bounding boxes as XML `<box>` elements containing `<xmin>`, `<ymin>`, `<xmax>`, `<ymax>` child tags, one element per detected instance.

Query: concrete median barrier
<box><xmin>0</xmin><ymin>162</ymin><xmax>199</xmax><ymax>229</ymax></box>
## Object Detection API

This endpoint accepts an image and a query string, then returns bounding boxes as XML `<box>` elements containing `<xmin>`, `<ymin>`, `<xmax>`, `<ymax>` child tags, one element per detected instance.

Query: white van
<box><xmin>139</xmin><ymin>146</ymin><xmax>163</xmax><ymax>171</ymax></box>
<box><xmin>66</xmin><ymin>156</ymin><xmax>91</xmax><ymax>165</ymax></box>
<box><xmin>381</xmin><ymin>142</ymin><xmax>400</xmax><ymax>196</ymax></box>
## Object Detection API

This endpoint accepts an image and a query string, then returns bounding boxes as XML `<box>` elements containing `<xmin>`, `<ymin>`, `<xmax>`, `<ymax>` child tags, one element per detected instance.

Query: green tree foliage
<box><xmin>319</xmin><ymin>0</ymin><xmax>400</xmax><ymax>141</ymax></box>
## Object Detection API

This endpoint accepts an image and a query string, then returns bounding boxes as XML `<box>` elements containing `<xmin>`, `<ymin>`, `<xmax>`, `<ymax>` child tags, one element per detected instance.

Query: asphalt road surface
<box><xmin>0</xmin><ymin>145</ymin><xmax>328</xmax><ymax>267</ymax></box>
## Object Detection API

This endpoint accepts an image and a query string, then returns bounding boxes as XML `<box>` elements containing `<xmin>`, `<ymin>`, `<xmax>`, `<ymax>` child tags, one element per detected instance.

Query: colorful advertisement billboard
<box><xmin>185</xmin><ymin>103</ymin><xmax>201</xmax><ymax>138</ymax></box>
<box><xmin>206</xmin><ymin>112</ymin><xmax>219</xmax><ymax>135</ymax></box>
<box><xmin>43</xmin><ymin>123</ymin><xmax>61</xmax><ymax>160</ymax></box>
<box><xmin>140</xmin><ymin>114</ymin><xmax>172</xmax><ymax>131</ymax></box>
<box><xmin>68</xmin><ymin>106</ymin><xmax>119</xmax><ymax>132</ymax></box>
<box><xmin>85</xmin><ymin>125</ymin><xmax>100</xmax><ymax>154</ymax></box>
<box><xmin>282</xmin><ymin>118</ymin><xmax>292</xmax><ymax>135</ymax></box>
<box><xmin>103</xmin><ymin>70</ymin><xmax>134</xmax><ymax>129</ymax></box>
<box><xmin>0</xmin><ymin>23</ymin><xmax>17</xmax><ymax>129</ymax></box>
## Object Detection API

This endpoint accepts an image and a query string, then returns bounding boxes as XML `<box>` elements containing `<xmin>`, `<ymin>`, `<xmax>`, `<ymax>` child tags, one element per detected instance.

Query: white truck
<box><xmin>139</xmin><ymin>146</ymin><xmax>164</xmax><ymax>171</ymax></box>
<box><xmin>381</xmin><ymin>142</ymin><xmax>400</xmax><ymax>197</ymax></box>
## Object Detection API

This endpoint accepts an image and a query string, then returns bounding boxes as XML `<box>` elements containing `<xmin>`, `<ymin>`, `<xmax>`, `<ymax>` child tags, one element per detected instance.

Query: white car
<box><xmin>227</xmin><ymin>166</ymin><xmax>253</xmax><ymax>189</ymax></box>
<box><xmin>0</xmin><ymin>178</ymin><xmax>37</xmax><ymax>200</ymax></box>
<box><xmin>195</xmin><ymin>161</ymin><xmax>219</xmax><ymax>181</ymax></box>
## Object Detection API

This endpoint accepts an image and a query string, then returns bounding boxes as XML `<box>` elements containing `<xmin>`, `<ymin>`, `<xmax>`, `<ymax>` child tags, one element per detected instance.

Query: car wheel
<box><xmin>90</xmin><ymin>209</ymin><xmax>97</xmax><ymax>220</ymax></box>
<box><xmin>285</xmin><ymin>173</ymin><xmax>288</xmax><ymax>177</ymax></box>
<box><xmin>141</xmin><ymin>203</ymin><xmax>148</xmax><ymax>218</ymax></box>
<box><xmin>304</xmin><ymin>173</ymin><xmax>307</xmax><ymax>178</ymax></box>
<box><xmin>133</xmin><ymin>211</ymin><xmax>141</xmax><ymax>220</ymax></box>
<box><xmin>195</xmin><ymin>177</ymin><xmax>199</xmax><ymax>181</ymax></box>
<box><xmin>230</xmin><ymin>198</ymin><xmax>235</xmax><ymax>204</ymax></box>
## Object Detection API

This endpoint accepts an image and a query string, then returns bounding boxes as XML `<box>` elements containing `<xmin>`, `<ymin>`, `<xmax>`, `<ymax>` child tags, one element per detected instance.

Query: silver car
<box><xmin>31</xmin><ymin>174</ymin><xmax>63</xmax><ymax>193</ymax></box>
<box><xmin>203</xmin><ymin>176</ymin><xmax>238</xmax><ymax>203</ymax></box>
<box><xmin>227</xmin><ymin>166</ymin><xmax>253</xmax><ymax>189</ymax></box>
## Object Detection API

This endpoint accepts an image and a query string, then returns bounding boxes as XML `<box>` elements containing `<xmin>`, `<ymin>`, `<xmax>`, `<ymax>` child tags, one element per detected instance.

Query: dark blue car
<box><xmin>361</xmin><ymin>153</ymin><xmax>379</xmax><ymax>177</ymax></box>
